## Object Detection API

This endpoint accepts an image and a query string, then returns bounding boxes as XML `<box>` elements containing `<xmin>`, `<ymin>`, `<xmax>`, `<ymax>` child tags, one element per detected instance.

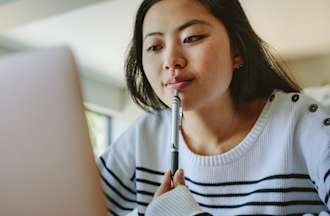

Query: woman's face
<box><xmin>142</xmin><ymin>0</ymin><xmax>242</xmax><ymax>111</ymax></box>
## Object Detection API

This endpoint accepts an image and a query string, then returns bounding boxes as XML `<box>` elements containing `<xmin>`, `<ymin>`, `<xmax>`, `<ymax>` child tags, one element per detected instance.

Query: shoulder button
<box><xmin>309</xmin><ymin>104</ymin><xmax>318</xmax><ymax>112</ymax></box>
<box><xmin>291</xmin><ymin>94</ymin><xmax>300</xmax><ymax>102</ymax></box>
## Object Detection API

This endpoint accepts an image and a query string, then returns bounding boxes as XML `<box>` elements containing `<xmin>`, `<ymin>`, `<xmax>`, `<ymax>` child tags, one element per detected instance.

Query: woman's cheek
<box><xmin>189</xmin><ymin>45</ymin><xmax>215</xmax><ymax>67</ymax></box>
<box><xmin>143</xmin><ymin>65</ymin><xmax>167</xmax><ymax>101</ymax></box>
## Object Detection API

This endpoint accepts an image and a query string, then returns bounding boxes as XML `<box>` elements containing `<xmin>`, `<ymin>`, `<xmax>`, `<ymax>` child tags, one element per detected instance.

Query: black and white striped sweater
<box><xmin>98</xmin><ymin>90</ymin><xmax>330</xmax><ymax>215</ymax></box>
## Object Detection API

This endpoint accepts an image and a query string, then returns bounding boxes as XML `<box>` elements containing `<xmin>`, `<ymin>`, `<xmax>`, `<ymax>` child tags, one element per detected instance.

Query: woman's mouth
<box><xmin>166</xmin><ymin>79</ymin><xmax>193</xmax><ymax>91</ymax></box>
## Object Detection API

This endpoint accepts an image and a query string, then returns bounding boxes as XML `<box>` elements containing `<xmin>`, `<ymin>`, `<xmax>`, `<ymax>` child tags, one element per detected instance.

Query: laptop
<box><xmin>0</xmin><ymin>47</ymin><xmax>108</xmax><ymax>216</ymax></box>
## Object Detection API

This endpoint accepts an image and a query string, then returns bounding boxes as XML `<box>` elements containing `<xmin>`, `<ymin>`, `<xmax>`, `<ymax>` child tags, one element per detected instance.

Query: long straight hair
<box><xmin>125</xmin><ymin>0</ymin><xmax>301</xmax><ymax>111</ymax></box>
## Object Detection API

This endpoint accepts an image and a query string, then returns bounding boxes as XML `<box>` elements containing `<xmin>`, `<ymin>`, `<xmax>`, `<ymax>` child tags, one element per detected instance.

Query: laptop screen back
<box><xmin>0</xmin><ymin>47</ymin><xmax>107</xmax><ymax>216</ymax></box>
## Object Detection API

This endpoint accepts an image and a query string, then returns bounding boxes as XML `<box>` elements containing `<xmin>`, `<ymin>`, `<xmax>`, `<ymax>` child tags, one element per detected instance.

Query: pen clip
<box><xmin>179</xmin><ymin>107</ymin><xmax>183</xmax><ymax>128</ymax></box>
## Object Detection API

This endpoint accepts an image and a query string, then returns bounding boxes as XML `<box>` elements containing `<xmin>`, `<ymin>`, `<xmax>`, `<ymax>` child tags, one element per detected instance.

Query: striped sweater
<box><xmin>98</xmin><ymin>90</ymin><xmax>330</xmax><ymax>215</ymax></box>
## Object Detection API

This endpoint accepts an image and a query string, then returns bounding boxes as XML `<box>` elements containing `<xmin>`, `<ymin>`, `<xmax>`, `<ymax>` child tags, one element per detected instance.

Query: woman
<box><xmin>98</xmin><ymin>0</ymin><xmax>330</xmax><ymax>215</ymax></box>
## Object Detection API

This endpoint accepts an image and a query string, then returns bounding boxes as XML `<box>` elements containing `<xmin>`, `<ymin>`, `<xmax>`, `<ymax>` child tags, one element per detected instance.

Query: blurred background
<box><xmin>1</xmin><ymin>0</ymin><xmax>329</xmax><ymax>156</ymax></box>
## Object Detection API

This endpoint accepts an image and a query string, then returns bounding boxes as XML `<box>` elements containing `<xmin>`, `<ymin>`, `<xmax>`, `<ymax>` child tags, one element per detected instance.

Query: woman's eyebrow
<box><xmin>177</xmin><ymin>19</ymin><xmax>212</xmax><ymax>32</ymax></box>
<box><xmin>143</xmin><ymin>19</ymin><xmax>211</xmax><ymax>41</ymax></box>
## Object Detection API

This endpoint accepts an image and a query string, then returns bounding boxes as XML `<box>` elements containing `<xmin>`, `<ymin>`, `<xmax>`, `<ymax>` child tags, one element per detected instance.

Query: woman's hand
<box><xmin>153</xmin><ymin>169</ymin><xmax>185</xmax><ymax>199</ymax></box>
<box><xmin>146</xmin><ymin>169</ymin><xmax>206</xmax><ymax>216</ymax></box>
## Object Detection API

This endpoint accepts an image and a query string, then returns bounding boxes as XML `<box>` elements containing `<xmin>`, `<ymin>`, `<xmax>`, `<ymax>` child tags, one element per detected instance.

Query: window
<box><xmin>85</xmin><ymin>110</ymin><xmax>111</xmax><ymax>157</ymax></box>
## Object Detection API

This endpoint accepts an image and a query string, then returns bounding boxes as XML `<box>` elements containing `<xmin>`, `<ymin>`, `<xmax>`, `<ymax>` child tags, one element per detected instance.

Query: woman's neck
<box><xmin>181</xmin><ymin>96</ymin><xmax>267</xmax><ymax>155</ymax></box>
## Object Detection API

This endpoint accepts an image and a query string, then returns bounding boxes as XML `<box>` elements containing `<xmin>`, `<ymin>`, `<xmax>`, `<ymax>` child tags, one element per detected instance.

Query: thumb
<box><xmin>173</xmin><ymin>169</ymin><xmax>185</xmax><ymax>187</ymax></box>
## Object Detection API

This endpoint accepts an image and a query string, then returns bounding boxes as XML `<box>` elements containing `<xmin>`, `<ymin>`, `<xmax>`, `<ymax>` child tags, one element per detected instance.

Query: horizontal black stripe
<box><xmin>108</xmin><ymin>207</ymin><xmax>119</xmax><ymax>216</ymax></box>
<box><xmin>137</xmin><ymin>190</ymin><xmax>155</xmax><ymax>196</ymax></box>
<box><xmin>136</xmin><ymin>167</ymin><xmax>164</xmax><ymax>175</ymax></box>
<box><xmin>185</xmin><ymin>174</ymin><xmax>310</xmax><ymax>187</ymax></box>
<box><xmin>105</xmin><ymin>188</ymin><xmax>323</xmax><ymax>212</ymax></box>
<box><xmin>193</xmin><ymin>213</ymin><xmax>212</xmax><ymax>216</ymax></box>
<box><xmin>131</xmin><ymin>196</ymin><xmax>325</xmax><ymax>211</ymax></box>
<box><xmin>135</xmin><ymin>167</ymin><xmax>310</xmax><ymax>187</ymax></box>
<box><xmin>137</xmin><ymin>201</ymin><xmax>149</xmax><ymax>207</ymax></box>
<box><xmin>136</xmin><ymin>178</ymin><xmax>161</xmax><ymax>186</ymax></box>
<box><xmin>100</xmin><ymin>156</ymin><xmax>136</xmax><ymax>195</ymax></box>
<box><xmin>198</xmin><ymin>200</ymin><xmax>324</xmax><ymax>209</ymax></box>
<box><xmin>134</xmin><ymin>186</ymin><xmax>318</xmax><ymax>202</ymax></box>
<box><xmin>105</xmin><ymin>196</ymin><xmax>149</xmax><ymax>208</ymax></box>
<box><xmin>100</xmin><ymin>174</ymin><xmax>136</xmax><ymax>203</ymax></box>
<box><xmin>324</xmin><ymin>168</ymin><xmax>330</xmax><ymax>183</ymax></box>
<box><xmin>138</xmin><ymin>213</ymin><xmax>145</xmax><ymax>216</ymax></box>
<box><xmin>190</xmin><ymin>187</ymin><xmax>317</xmax><ymax>198</ymax></box>
<box><xmin>101</xmin><ymin>187</ymin><xmax>149</xmax><ymax>208</ymax></box>
<box><xmin>105</xmin><ymin>193</ymin><xmax>134</xmax><ymax>211</ymax></box>
<box><xmin>130</xmin><ymin>172</ymin><xmax>136</xmax><ymax>182</ymax></box>
<box><xmin>136</xmin><ymin>174</ymin><xmax>315</xmax><ymax>192</ymax></box>
<box><xmin>135</xmin><ymin>185</ymin><xmax>317</xmax><ymax>199</ymax></box>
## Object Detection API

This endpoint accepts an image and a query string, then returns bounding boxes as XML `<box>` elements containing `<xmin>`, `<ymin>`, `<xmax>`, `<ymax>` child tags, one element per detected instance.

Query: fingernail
<box><xmin>179</xmin><ymin>169</ymin><xmax>184</xmax><ymax>178</ymax></box>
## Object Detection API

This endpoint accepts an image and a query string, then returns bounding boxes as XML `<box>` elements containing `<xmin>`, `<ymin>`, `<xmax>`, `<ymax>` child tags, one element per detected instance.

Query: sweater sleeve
<box><xmin>295</xmin><ymin>96</ymin><xmax>330</xmax><ymax>215</ymax></box>
<box><xmin>97</xmin><ymin>132</ymin><xmax>138</xmax><ymax>216</ymax></box>
<box><xmin>145</xmin><ymin>185</ymin><xmax>210</xmax><ymax>216</ymax></box>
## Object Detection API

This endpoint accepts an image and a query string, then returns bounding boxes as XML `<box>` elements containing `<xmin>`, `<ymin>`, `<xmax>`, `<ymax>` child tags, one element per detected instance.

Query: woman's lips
<box><xmin>166</xmin><ymin>79</ymin><xmax>193</xmax><ymax>90</ymax></box>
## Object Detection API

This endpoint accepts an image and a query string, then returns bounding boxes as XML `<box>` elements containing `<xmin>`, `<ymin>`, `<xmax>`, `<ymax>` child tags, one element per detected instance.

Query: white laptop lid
<box><xmin>0</xmin><ymin>47</ymin><xmax>107</xmax><ymax>216</ymax></box>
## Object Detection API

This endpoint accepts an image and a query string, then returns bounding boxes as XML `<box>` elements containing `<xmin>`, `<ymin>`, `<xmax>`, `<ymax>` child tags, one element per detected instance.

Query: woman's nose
<box><xmin>163</xmin><ymin>50</ymin><xmax>187</xmax><ymax>71</ymax></box>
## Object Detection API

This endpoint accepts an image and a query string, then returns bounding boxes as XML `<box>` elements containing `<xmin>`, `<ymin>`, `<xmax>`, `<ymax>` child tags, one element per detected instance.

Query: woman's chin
<box><xmin>181</xmin><ymin>100</ymin><xmax>197</xmax><ymax>112</ymax></box>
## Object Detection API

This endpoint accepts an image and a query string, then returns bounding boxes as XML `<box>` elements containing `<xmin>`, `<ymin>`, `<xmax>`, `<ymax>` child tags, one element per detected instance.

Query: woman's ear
<box><xmin>232</xmin><ymin>54</ymin><xmax>244</xmax><ymax>69</ymax></box>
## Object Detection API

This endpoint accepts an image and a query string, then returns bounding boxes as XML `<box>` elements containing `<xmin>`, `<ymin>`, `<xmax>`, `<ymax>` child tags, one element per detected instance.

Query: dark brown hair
<box><xmin>125</xmin><ymin>0</ymin><xmax>301</xmax><ymax>111</ymax></box>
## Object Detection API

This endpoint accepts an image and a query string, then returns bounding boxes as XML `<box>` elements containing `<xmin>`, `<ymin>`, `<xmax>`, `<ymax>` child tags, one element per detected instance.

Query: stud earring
<box><xmin>234</xmin><ymin>64</ymin><xmax>244</xmax><ymax>72</ymax></box>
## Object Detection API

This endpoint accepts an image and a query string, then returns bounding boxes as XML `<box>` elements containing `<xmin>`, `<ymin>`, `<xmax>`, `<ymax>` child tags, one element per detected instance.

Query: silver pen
<box><xmin>171</xmin><ymin>90</ymin><xmax>181</xmax><ymax>176</ymax></box>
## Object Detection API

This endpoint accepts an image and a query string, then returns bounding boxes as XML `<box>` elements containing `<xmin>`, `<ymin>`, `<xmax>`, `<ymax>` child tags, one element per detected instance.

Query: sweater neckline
<box><xmin>178</xmin><ymin>91</ymin><xmax>275</xmax><ymax>166</ymax></box>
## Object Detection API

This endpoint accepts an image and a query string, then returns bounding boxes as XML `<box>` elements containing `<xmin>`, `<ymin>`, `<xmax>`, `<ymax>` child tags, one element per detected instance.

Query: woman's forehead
<box><xmin>142</xmin><ymin>0</ymin><xmax>212</xmax><ymax>34</ymax></box>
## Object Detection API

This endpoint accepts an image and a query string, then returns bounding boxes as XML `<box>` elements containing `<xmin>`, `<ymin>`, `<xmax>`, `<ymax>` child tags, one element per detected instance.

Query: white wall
<box><xmin>80</xmin><ymin>75</ymin><xmax>126</xmax><ymax>116</ymax></box>
<box><xmin>285</xmin><ymin>54</ymin><xmax>330</xmax><ymax>113</ymax></box>
<box><xmin>80</xmin><ymin>75</ymin><xmax>144</xmax><ymax>141</ymax></box>
<box><xmin>0</xmin><ymin>47</ymin><xmax>9</xmax><ymax>55</ymax></box>
<box><xmin>288</xmin><ymin>53</ymin><xmax>330</xmax><ymax>87</ymax></box>
<box><xmin>111</xmin><ymin>91</ymin><xmax>143</xmax><ymax>141</ymax></box>
<box><xmin>0</xmin><ymin>0</ymin><xmax>105</xmax><ymax>31</ymax></box>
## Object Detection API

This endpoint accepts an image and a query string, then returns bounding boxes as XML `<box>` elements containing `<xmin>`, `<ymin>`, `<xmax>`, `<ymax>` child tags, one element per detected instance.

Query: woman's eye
<box><xmin>183</xmin><ymin>35</ymin><xmax>205</xmax><ymax>44</ymax></box>
<box><xmin>147</xmin><ymin>45</ymin><xmax>162</xmax><ymax>52</ymax></box>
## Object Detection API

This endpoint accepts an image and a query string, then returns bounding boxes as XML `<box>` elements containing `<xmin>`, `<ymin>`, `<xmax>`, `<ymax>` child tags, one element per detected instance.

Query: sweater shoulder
<box><xmin>268</xmin><ymin>90</ymin><xmax>329</xmax><ymax>150</ymax></box>
<box><xmin>272</xmin><ymin>90</ymin><xmax>330</xmax><ymax>162</ymax></box>
<box><xmin>272</xmin><ymin>90</ymin><xmax>329</xmax><ymax>121</ymax></box>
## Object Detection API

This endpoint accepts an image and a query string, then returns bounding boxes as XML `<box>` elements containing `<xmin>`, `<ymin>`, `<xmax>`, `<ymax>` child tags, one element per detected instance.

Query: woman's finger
<box><xmin>173</xmin><ymin>169</ymin><xmax>185</xmax><ymax>187</ymax></box>
<box><xmin>153</xmin><ymin>170</ymin><xmax>172</xmax><ymax>198</ymax></box>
